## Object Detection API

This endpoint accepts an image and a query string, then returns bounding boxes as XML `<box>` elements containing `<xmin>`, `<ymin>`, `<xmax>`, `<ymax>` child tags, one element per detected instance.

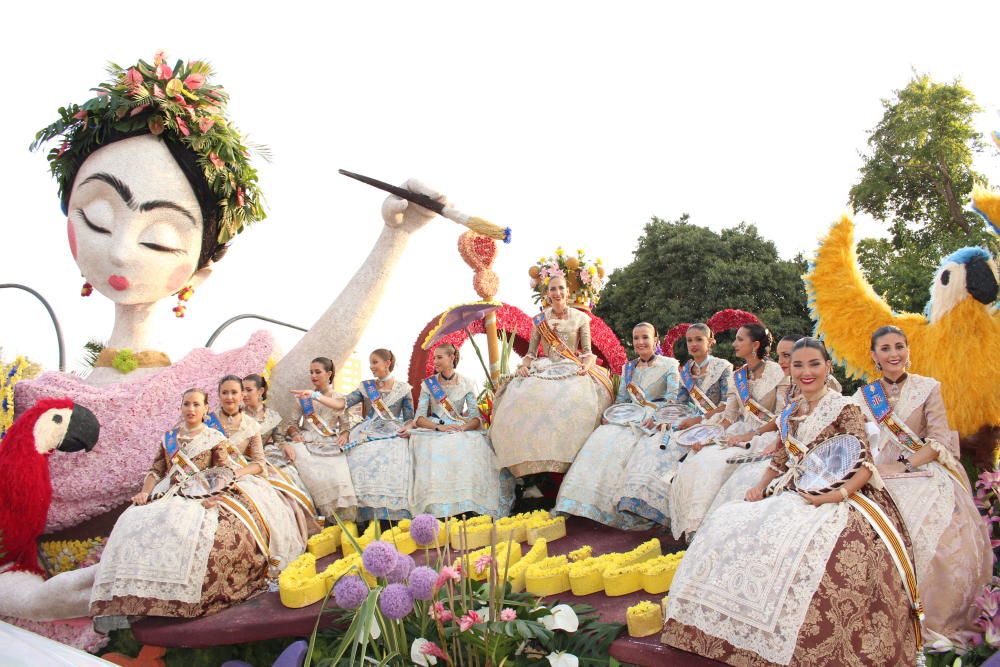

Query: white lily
<box><xmin>411</xmin><ymin>638</ymin><xmax>438</xmax><ymax>666</ymax></box>
<box><xmin>546</xmin><ymin>650</ymin><xmax>579</xmax><ymax>667</ymax></box>
<box><xmin>539</xmin><ymin>604</ymin><xmax>579</xmax><ymax>633</ymax></box>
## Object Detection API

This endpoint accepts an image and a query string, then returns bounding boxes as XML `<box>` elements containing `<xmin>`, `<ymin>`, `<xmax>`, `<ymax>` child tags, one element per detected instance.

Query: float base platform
<box><xmin>132</xmin><ymin>516</ymin><xmax>721</xmax><ymax>666</ymax></box>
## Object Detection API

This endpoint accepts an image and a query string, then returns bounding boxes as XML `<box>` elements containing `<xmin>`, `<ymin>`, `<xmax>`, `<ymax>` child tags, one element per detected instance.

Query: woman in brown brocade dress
<box><xmin>661</xmin><ymin>338</ymin><xmax>918</xmax><ymax>666</ymax></box>
<box><xmin>90</xmin><ymin>389</ymin><xmax>269</xmax><ymax>624</ymax></box>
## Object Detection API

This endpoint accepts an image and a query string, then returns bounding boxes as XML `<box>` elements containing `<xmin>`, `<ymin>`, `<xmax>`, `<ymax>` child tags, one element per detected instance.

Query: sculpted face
<box><xmin>67</xmin><ymin>134</ymin><xmax>205</xmax><ymax>305</ymax></box>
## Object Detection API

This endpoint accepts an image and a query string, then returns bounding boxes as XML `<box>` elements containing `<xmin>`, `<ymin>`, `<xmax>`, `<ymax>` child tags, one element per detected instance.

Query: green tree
<box><xmin>849</xmin><ymin>74</ymin><xmax>996</xmax><ymax>313</ymax></box>
<box><xmin>595</xmin><ymin>215</ymin><xmax>812</xmax><ymax>357</ymax></box>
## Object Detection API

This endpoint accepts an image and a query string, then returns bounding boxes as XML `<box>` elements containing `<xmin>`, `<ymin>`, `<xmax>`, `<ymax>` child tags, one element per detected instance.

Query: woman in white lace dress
<box><xmin>669</xmin><ymin>323</ymin><xmax>784</xmax><ymax>540</ymax></box>
<box><xmin>490</xmin><ymin>275</ymin><xmax>614</xmax><ymax>477</ymax></box>
<box><xmin>554</xmin><ymin>323</ymin><xmax>679</xmax><ymax>528</ymax></box>
<box><xmin>662</xmin><ymin>338</ymin><xmax>918</xmax><ymax>666</ymax></box>
<box><xmin>854</xmin><ymin>325</ymin><xmax>991</xmax><ymax>644</ymax></box>
<box><xmin>407</xmin><ymin>344</ymin><xmax>513</xmax><ymax>517</ymax></box>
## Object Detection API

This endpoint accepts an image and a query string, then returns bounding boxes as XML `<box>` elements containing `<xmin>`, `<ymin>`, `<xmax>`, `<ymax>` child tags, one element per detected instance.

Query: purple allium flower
<box><xmin>409</xmin><ymin>514</ymin><xmax>439</xmax><ymax>546</ymax></box>
<box><xmin>334</xmin><ymin>574</ymin><xmax>368</xmax><ymax>609</ymax></box>
<box><xmin>379</xmin><ymin>583</ymin><xmax>414</xmax><ymax>620</ymax></box>
<box><xmin>407</xmin><ymin>566</ymin><xmax>437</xmax><ymax>601</ymax></box>
<box><xmin>362</xmin><ymin>541</ymin><xmax>399</xmax><ymax>577</ymax></box>
<box><xmin>386</xmin><ymin>553</ymin><xmax>415</xmax><ymax>584</ymax></box>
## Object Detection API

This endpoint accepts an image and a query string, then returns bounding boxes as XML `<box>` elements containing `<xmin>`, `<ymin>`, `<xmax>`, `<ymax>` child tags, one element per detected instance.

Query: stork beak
<box><xmin>58</xmin><ymin>404</ymin><xmax>100</xmax><ymax>452</ymax></box>
<box><xmin>966</xmin><ymin>256</ymin><xmax>999</xmax><ymax>305</ymax></box>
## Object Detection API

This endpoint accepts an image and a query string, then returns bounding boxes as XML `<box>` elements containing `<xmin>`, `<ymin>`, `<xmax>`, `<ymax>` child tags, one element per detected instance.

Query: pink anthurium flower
<box><xmin>175</xmin><ymin>117</ymin><xmax>190</xmax><ymax>137</ymax></box>
<box><xmin>155</xmin><ymin>62</ymin><xmax>173</xmax><ymax>80</ymax></box>
<box><xmin>125</xmin><ymin>68</ymin><xmax>143</xmax><ymax>89</ymax></box>
<box><xmin>209</xmin><ymin>153</ymin><xmax>225</xmax><ymax>169</ymax></box>
<box><xmin>199</xmin><ymin>117</ymin><xmax>216</xmax><ymax>134</ymax></box>
<box><xmin>184</xmin><ymin>73</ymin><xmax>205</xmax><ymax>90</ymax></box>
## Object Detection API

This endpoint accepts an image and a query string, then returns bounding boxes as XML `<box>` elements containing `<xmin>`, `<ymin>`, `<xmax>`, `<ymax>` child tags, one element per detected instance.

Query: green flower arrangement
<box><xmin>30</xmin><ymin>51</ymin><xmax>266</xmax><ymax>245</ymax></box>
<box><xmin>111</xmin><ymin>349</ymin><xmax>138</xmax><ymax>374</ymax></box>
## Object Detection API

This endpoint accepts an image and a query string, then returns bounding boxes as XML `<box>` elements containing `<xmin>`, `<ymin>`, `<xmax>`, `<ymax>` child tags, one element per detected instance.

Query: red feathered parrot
<box><xmin>0</xmin><ymin>398</ymin><xmax>99</xmax><ymax>575</ymax></box>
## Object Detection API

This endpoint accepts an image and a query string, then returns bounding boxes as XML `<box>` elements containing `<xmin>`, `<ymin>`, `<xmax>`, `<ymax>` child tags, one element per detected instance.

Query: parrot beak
<box><xmin>58</xmin><ymin>404</ymin><xmax>100</xmax><ymax>452</ymax></box>
<box><xmin>966</xmin><ymin>256</ymin><xmax>999</xmax><ymax>305</ymax></box>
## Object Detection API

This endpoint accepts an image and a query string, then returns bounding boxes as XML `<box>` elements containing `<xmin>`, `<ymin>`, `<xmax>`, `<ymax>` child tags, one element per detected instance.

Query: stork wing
<box><xmin>804</xmin><ymin>215</ymin><xmax>926</xmax><ymax>381</ymax></box>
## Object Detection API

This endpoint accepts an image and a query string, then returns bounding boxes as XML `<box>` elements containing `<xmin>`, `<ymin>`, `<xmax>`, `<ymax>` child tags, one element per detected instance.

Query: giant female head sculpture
<box><xmin>31</xmin><ymin>53</ymin><xmax>265</xmax><ymax>333</ymax></box>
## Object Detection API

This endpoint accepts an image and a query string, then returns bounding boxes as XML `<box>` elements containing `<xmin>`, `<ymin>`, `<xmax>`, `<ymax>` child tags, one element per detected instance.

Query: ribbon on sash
<box><xmin>766</xmin><ymin>400</ymin><xmax>808</xmax><ymax>494</ymax></box>
<box><xmin>531</xmin><ymin>312</ymin><xmax>614</xmax><ymax>399</ymax></box>
<box><xmin>226</xmin><ymin>443</ymin><xmax>317</xmax><ymax>517</ymax></box>
<box><xmin>733</xmin><ymin>365</ymin><xmax>775</xmax><ymax>424</ymax></box>
<box><xmin>162</xmin><ymin>428</ymin><xmax>180</xmax><ymax>464</ymax></box>
<box><xmin>299</xmin><ymin>396</ymin><xmax>336</xmax><ymax>437</ymax></box>
<box><xmin>622</xmin><ymin>360</ymin><xmax>658</xmax><ymax>408</ymax></box>
<box><xmin>424</xmin><ymin>376</ymin><xmax>462</xmax><ymax>423</ymax></box>
<box><xmin>862</xmin><ymin>381</ymin><xmax>968</xmax><ymax>490</ymax></box>
<box><xmin>215</xmin><ymin>492</ymin><xmax>278</xmax><ymax>570</ymax></box>
<box><xmin>680</xmin><ymin>361</ymin><xmax>716</xmax><ymax>415</ymax></box>
<box><xmin>363</xmin><ymin>380</ymin><xmax>394</xmax><ymax>421</ymax></box>
<box><xmin>204</xmin><ymin>412</ymin><xmax>225</xmax><ymax>435</ymax></box>
<box><xmin>847</xmin><ymin>491</ymin><xmax>925</xmax><ymax>655</ymax></box>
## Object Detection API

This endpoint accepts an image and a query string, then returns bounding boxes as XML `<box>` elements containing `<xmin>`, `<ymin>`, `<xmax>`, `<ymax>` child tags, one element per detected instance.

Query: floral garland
<box><xmin>39</xmin><ymin>537</ymin><xmax>106</xmax><ymax>575</ymax></box>
<box><xmin>529</xmin><ymin>247</ymin><xmax>606</xmax><ymax>309</ymax></box>
<box><xmin>0</xmin><ymin>357</ymin><xmax>30</xmax><ymax>439</ymax></box>
<box><xmin>31</xmin><ymin>51</ymin><xmax>266</xmax><ymax>245</ymax></box>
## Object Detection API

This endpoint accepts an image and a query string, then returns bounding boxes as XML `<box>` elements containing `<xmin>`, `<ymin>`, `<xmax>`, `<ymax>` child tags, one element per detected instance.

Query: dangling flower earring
<box><xmin>172</xmin><ymin>285</ymin><xmax>194</xmax><ymax>318</ymax></box>
<box><xmin>81</xmin><ymin>281</ymin><xmax>93</xmax><ymax>297</ymax></box>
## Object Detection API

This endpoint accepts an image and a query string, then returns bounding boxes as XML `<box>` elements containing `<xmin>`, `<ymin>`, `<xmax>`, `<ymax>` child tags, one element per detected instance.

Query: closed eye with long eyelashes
<box><xmin>78</xmin><ymin>209</ymin><xmax>110</xmax><ymax>234</ymax></box>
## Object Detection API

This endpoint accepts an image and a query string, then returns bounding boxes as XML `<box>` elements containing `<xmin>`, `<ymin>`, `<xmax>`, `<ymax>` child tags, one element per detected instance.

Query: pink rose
<box><xmin>184</xmin><ymin>74</ymin><xmax>205</xmax><ymax>90</ymax></box>
<box><xmin>175</xmin><ymin>117</ymin><xmax>190</xmax><ymax>137</ymax></box>
<box><xmin>156</xmin><ymin>62</ymin><xmax>173</xmax><ymax>80</ymax></box>
<box><xmin>199</xmin><ymin>117</ymin><xmax>216</xmax><ymax>134</ymax></box>
<box><xmin>500</xmin><ymin>608</ymin><xmax>517</xmax><ymax>622</ymax></box>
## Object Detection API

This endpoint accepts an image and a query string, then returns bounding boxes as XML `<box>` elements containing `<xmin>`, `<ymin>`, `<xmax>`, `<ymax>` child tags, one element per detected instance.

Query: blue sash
<box><xmin>162</xmin><ymin>428</ymin><xmax>180</xmax><ymax>462</ymax></box>
<box><xmin>680</xmin><ymin>362</ymin><xmax>695</xmax><ymax>393</ymax></box>
<box><xmin>204</xmin><ymin>412</ymin><xmax>225</xmax><ymax>434</ymax></box>
<box><xmin>778</xmin><ymin>400</ymin><xmax>797</xmax><ymax>446</ymax></box>
<box><xmin>362</xmin><ymin>379</ymin><xmax>393</xmax><ymax>420</ymax></box>
<box><xmin>362</xmin><ymin>379</ymin><xmax>381</xmax><ymax>403</ymax></box>
<box><xmin>733</xmin><ymin>366</ymin><xmax>750</xmax><ymax>405</ymax></box>
<box><xmin>532</xmin><ymin>312</ymin><xmax>546</xmax><ymax>328</ymax></box>
<box><xmin>424</xmin><ymin>376</ymin><xmax>447</xmax><ymax>402</ymax></box>
<box><xmin>622</xmin><ymin>360</ymin><xmax>636</xmax><ymax>388</ymax></box>
<box><xmin>861</xmin><ymin>381</ymin><xmax>892</xmax><ymax>422</ymax></box>
<box><xmin>298</xmin><ymin>396</ymin><xmax>315</xmax><ymax>416</ymax></box>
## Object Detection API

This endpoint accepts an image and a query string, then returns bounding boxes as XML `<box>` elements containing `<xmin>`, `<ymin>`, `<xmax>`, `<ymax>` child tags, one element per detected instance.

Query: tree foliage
<box><xmin>849</xmin><ymin>73</ymin><xmax>996</xmax><ymax>312</ymax></box>
<box><xmin>595</xmin><ymin>215</ymin><xmax>812</xmax><ymax>354</ymax></box>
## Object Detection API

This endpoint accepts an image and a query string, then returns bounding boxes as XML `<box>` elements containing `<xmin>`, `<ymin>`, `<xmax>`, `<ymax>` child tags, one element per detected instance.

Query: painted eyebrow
<box><xmin>80</xmin><ymin>172</ymin><xmax>197</xmax><ymax>226</ymax></box>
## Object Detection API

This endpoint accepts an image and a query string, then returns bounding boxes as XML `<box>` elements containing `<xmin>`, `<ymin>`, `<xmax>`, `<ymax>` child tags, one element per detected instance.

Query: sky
<box><xmin>2</xmin><ymin>1</ymin><xmax>999</xmax><ymax>387</ymax></box>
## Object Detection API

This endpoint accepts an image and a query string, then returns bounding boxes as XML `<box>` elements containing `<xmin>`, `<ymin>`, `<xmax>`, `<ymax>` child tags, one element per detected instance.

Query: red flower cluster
<box><xmin>660</xmin><ymin>309</ymin><xmax>761</xmax><ymax>357</ymax></box>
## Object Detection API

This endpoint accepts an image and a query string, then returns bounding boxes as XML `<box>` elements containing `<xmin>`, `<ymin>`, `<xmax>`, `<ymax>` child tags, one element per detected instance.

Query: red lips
<box><xmin>108</xmin><ymin>275</ymin><xmax>130</xmax><ymax>291</ymax></box>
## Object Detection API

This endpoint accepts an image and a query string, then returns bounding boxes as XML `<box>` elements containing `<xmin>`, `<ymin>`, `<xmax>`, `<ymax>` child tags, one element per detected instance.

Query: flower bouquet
<box><xmin>528</xmin><ymin>248</ymin><xmax>605</xmax><ymax>310</ymax></box>
<box><xmin>306</xmin><ymin>513</ymin><xmax>623</xmax><ymax>666</ymax></box>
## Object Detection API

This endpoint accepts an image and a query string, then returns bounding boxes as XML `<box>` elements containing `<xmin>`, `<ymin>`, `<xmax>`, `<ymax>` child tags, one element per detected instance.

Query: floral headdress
<box><xmin>528</xmin><ymin>247</ymin><xmax>606</xmax><ymax>309</ymax></box>
<box><xmin>30</xmin><ymin>51</ymin><xmax>266</xmax><ymax>245</ymax></box>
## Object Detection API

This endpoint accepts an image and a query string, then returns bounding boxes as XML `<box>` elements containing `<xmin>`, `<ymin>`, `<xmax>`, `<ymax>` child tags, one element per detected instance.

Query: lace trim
<box><xmin>665</xmin><ymin>492</ymin><xmax>849</xmax><ymax>664</ymax></box>
<box><xmin>91</xmin><ymin>498</ymin><xmax>218</xmax><ymax>604</ymax></box>
<box><xmin>795</xmin><ymin>393</ymin><xmax>853</xmax><ymax>445</ymax></box>
<box><xmin>884</xmin><ymin>467</ymin><xmax>953</xmax><ymax>580</ymax></box>
<box><xmin>894</xmin><ymin>375</ymin><xmax>937</xmax><ymax>424</ymax></box>
<box><xmin>861</xmin><ymin>460</ymin><xmax>885</xmax><ymax>490</ymax></box>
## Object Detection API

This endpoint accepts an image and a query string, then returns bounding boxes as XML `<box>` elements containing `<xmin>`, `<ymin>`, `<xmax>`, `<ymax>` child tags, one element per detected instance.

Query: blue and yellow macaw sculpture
<box><xmin>804</xmin><ymin>189</ymin><xmax>999</xmax><ymax>438</ymax></box>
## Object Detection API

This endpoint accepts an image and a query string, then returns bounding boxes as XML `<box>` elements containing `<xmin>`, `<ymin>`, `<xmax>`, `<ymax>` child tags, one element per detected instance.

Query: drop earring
<box><xmin>172</xmin><ymin>285</ymin><xmax>194</xmax><ymax>318</ymax></box>
<box><xmin>874</xmin><ymin>361</ymin><xmax>882</xmax><ymax>372</ymax></box>
<box><xmin>81</xmin><ymin>281</ymin><xmax>93</xmax><ymax>297</ymax></box>
<box><xmin>904</xmin><ymin>358</ymin><xmax>911</xmax><ymax>370</ymax></box>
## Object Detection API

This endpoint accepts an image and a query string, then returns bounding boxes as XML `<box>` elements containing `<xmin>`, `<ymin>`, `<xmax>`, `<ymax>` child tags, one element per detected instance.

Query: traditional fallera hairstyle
<box><xmin>870</xmin><ymin>325</ymin><xmax>908</xmax><ymax>350</ymax></box>
<box><xmin>182</xmin><ymin>387</ymin><xmax>209</xmax><ymax>404</ymax></box>
<box><xmin>687</xmin><ymin>322</ymin><xmax>715</xmax><ymax>344</ymax></box>
<box><xmin>31</xmin><ymin>51</ymin><xmax>267</xmax><ymax>271</ymax></box>
<box><xmin>791</xmin><ymin>336</ymin><xmax>832</xmax><ymax>362</ymax></box>
<box><xmin>243</xmin><ymin>373</ymin><xmax>268</xmax><ymax>401</ymax></box>
<box><xmin>372</xmin><ymin>349</ymin><xmax>396</xmax><ymax>373</ymax></box>
<box><xmin>217</xmin><ymin>374</ymin><xmax>243</xmax><ymax>393</ymax></box>
<box><xmin>740</xmin><ymin>323</ymin><xmax>773</xmax><ymax>359</ymax></box>
<box><xmin>779</xmin><ymin>334</ymin><xmax>803</xmax><ymax>344</ymax></box>
<box><xmin>437</xmin><ymin>343</ymin><xmax>460</xmax><ymax>368</ymax></box>
<box><xmin>633</xmin><ymin>321</ymin><xmax>659</xmax><ymax>339</ymax></box>
<box><xmin>311</xmin><ymin>357</ymin><xmax>336</xmax><ymax>384</ymax></box>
